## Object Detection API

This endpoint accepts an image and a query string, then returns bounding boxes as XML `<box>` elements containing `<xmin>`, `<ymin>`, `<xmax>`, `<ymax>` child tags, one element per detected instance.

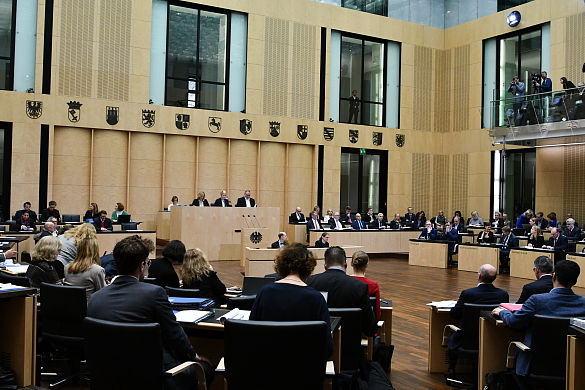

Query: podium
<box><xmin>240</xmin><ymin>227</ymin><xmax>272</xmax><ymax>271</ymax></box>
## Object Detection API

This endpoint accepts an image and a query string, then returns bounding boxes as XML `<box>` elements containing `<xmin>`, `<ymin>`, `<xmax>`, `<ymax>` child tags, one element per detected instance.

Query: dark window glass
<box><xmin>342</xmin><ymin>0</ymin><xmax>388</xmax><ymax>16</ymax></box>
<box><xmin>497</xmin><ymin>0</ymin><xmax>533</xmax><ymax>12</ymax></box>
<box><xmin>0</xmin><ymin>0</ymin><xmax>14</xmax><ymax>90</ymax></box>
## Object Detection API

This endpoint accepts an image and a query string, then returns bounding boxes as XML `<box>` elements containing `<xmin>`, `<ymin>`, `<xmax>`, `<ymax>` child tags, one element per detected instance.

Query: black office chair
<box><xmin>84</xmin><ymin>317</ymin><xmax>207</xmax><ymax>390</ymax></box>
<box><xmin>166</xmin><ymin>286</ymin><xmax>201</xmax><ymax>298</ymax></box>
<box><xmin>328</xmin><ymin>308</ymin><xmax>363</xmax><ymax>373</ymax></box>
<box><xmin>223</xmin><ymin>319</ymin><xmax>328</xmax><ymax>390</ymax></box>
<box><xmin>442</xmin><ymin>303</ymin><xmax>500</xmax><ymax>388</ymax></box>
<box><xmin>6</xmin><ymin>220</ymin><xmax>17</xmax><ymax>232</ymax></box>
<box><xmin>507</xmin><ymin>315</ymin><xmax>577</xmax><ymax>389</ymax></box>
<box><xmin>61</xmin><ymin>215</ymin><xmax>80</xmax><ymax>223</ymax></box>
<box><xmin>21</xmin><ymin>251</ymin><xmax>32</xmax><ymax>264</ymax></box>
<box><xmin>40</xmin><ymin>283</ymin><xmax>88</xmax><ymax>389</ymax></box>
<box><xmin>0</xmin><ymin>225</ymin><xmax>5</xmax><ymax>232</ymax></box>
<box><xmin>226</xmin><ymin>295</ymin><xmax>256</xmax><ymax>310</ymax></box>
<box><xmin>0</xmin><ymin>271</ymin><xmax>30</xmax><ymax>287</ymax></box>
<box><xmin>121</xmin><ymin>223</ymin><xmax>138</xmax><ymax>231</ymax></box>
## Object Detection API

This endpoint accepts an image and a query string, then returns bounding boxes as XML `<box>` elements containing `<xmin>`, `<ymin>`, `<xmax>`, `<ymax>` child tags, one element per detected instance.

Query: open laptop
<box><xmin>242</xmin><ymin>276</ymin><xmax>275</xmax><ymax>296</ymax></box>
<box><xmin>117</xmin><ymin>214</ymin><xmax>131</xmax><ymax>223</ymax></box>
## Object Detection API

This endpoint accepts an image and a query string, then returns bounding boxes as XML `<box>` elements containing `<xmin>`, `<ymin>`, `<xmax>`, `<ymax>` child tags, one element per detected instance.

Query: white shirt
<box><xmin>245</xmin><ymin>198</ymin><xmax>251</xmax><ymax>207</ymax></box>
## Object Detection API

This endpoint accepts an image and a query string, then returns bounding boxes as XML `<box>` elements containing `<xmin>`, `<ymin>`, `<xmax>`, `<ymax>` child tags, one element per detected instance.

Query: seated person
<box><xmin>314</xmin><ymin>232</ymin><xmax>330</xmax><ymax>248</ymax></box>
<box><xmin>84</xmin><ymin>203</ymin><xmax>100</xmax><ymax>221</ymax></box>
<box><xmin>168</xmin><ymin>196</ymin><xmax>179</xmax><ymax>210</ymax></box>
<box><xmin>271</xmin><ymin>232</ymin><xmax>288</xmax><ymax>249</ymax></box>
<box><xmin>491</xmin><ymin>211</ymin><xmax>504</xmax><ymax>229</ymax></box>
<box><xmin>17</xmin><ymin>211</ymin><xmax>36</xmax><ymax>231</ymax></box>
<box><xmin>340</xmin><ymin>206</ymin><xmax>353</xmax><ymax>225</ymax></box>
<box><xmin>467</xmin><ymin>211</ymin><xmax>484</xmax><ymax>226</ymax></box>
<box><xmin>310</xmin><ymin>206</ymin><xmax>321</xmax><ymax>221</ymax></box>
<box><xmin>58</xmin><ymin>223</ymin><xmax>98</xmax><ymax>267</ymax></box>
<box><xmin>418</xmin><ymin>221</ymin><xmax>437</xmax><ymax>240</ymax></box>
<box><xmin>289</xmin><ymin>207</ymin><xmax>305</xmax><ymax>224</ymax></box>
<box><xmin>452</xmin><ymin>216</ymin><xmax>466</xmax><ymax>233</ymax></box>
<box><xmin>534</xmin><ymin>211</ymin><xmax>548</xmax><ymax>230</ymax></box>
<box><xmin>15</xmin><ymin>202</ymin><xmax>38</xmax><ymax>224</ymax></box>
<box><xmin>477</xmin><ymin>225</ymin><xmax>495</xmax><ymax>243</ymax></box>
<box><xmin>323</xmin><ymin>209</ymin><xmax>333</xmax><ymax>224</ymax></box>
<box><xmin>434</xmin><ymin>210</ymin><xmax>447</xmax><ymax>227</ymax></box>
<box><xmin>371</xmin><ymin>213</ymin><xmax>388</xmax><ymax>229</ymax></box>
<box><xmin>40</xmin><ymin>200</ymin><xmax>60</xmax><ymax>223</ymax></box>
<box><xmin>251</xmin><ymin>243</ymin><xmax>333</xmax><ymax>357</ymax></box>
<box><xmin>516</xmin><ymin>209</ymin><xmax>533</xmax><ymax>229</ymax></box>
<box><xmin>546</xmin><ymin>212</ymin><xmax>558</xmax><ymax>231</ymax></box>
<box><xmin>64</xmin><ymin>238</ymin><xmax>106</xmax><ymax>302</ymax></box>
<box><xmin>191</xmin><ymin>191</ymin><xmax>209</xmax><ymax>207</ymax></box>
<box><xmin>329</xmin><ymin>212</ymin><xmax>344</xmax><ymax>230</ymax></box>
<box><xmin>389</xmin><ymin>214</ymin><xmax>402</xmax><ymax>229</ymax></box>
<box><xmin>93</xmin><ymin>210</ymin><xmax>113</xmax><ymax>231</ymax></box>
<box><xmin>306</xmin><ymin>211</ymin><xmax>322</xmax><ymax>232</ymax></box>
<box><xmin>212</xmin><ymin>191</ymin><xmax>231</xmax><ymax>207</ymax></box>
<box><xmin>26</xmin><ymin>236</ymin><xmax>63</xmax><ymax>289</ymax></box>
<box><xmin>35</xmin><ymin>222</ymin><xmax>57</xmax><ymax>243</ymax></box>
<box><xmin>364</xmin><ymin>208</ymin><xmax>376</xmax><ymax>224</ymax></box>
<box><xmin>515</xmin><ymin>256</ymin><xmax>553</xmax><ymax>304</ymax></box>
<box><xmin>111</xmin><ymin>202</ymin><xmax>129</xmax><ymax>221</ymax></box>
<box><xmin>499</xmin><ymin>226</ymin><xmax>518</xmax><ymax>273</ymax></box>
<box><xmin>351</xmin><ymin>213</ymin><xmax>368</xmax><ymax>230</ymax></box>
<box><xmin>542</xmin><ymin>228</ymin><xmax>568</xmax><ymax>251</ymax></box>
<box><xmin>350</xmin><ymin>251</ymin><xmax>381</xmax><ymax>320</ymax></box>
<box><xmin>413</xmin><ymin>211</ymin><xmax>426</xmax><ymax>230</ymax></box>
<box><xmin>563</xmin><ymin>218</ymin><xmax>581</xmax><ymax>240</ymax></box>
<box><xmin>148</xmin><ymin>240</ymin><xmax>185</xmax><ymax>288</ymax></box>
<box><xmin>502</xmin><ymin>213</ymin><xmax>513</xmax><ymax>228</ymax></box>
<box><xmin>235</xmin><ymin>190</ymin><xmax>256</xmax><ymax>207</ymax></box>
<box><xmin>180</xmin><ymin>248</ymin><xmax>226</xmax><ymax>307</ymax></box>
<box><xmin>527</xmin><ymin>226</ymin><xmax>544</xmax><ymax>248</ymax></box>
<box><xmin>440</xmin><ymin>221</ymin><xmax>459</xmax><ymax>256</ymax></box>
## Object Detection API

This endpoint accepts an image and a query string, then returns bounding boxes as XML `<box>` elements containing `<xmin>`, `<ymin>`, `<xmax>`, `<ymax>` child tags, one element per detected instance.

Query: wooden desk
<box><xmin>380</xmin><ymin>300</ymin><xmax>392</xmax><ymax>345</ymax></box>
<box><xmin>566</xmin><ymin>252</ymin><xmax>585</xmax><ymax>288</ymax></box>
<box><xmin>428</xmin><ymin>306</ymin><xmax>452</xmax><ymax>373</ymax></box>
<box><xmin>169</xmin><ymin>207</ymin><xmax>280</xmax><ymax>261</ymax></box>
<box><xmin>576</xmin><ymin>242</ymin><xmax>585</xmax><ymax>253</ymax></box>
<box><xmin>409</xmin><ymin>239</ymin><xmax>449</xmax><ymax>268</ymax></box>
<box><xmin>309</xmin><ymin>229</ymin><xmax>420</xmax><ymax>254</ymax></box>
<box><xmin>156</xmin><ymin>211</ymin><xmax>171</xmax><ymax>241</ymax></box>
<box><xmin>568</xmin><ymin>325</ymin><xmax>585</xmax><ymax>390</ymax></box>
<box><xmin>95</xmin><ymin>231</ymin><xmax>157</xmax><ymax>259</ymax></box>
<box><xmin>459</xmin><ymin>232</ymin><xmax>474</xmax><ymax>244</ymax></box>
<box><xmin>0</xmin><ymin>236</ymin><xmax>30</xmax><ymax>262</ymax></box>
<box><xmin>286</xmin><ymin>223</ymin><xmax>309</xmax><ymax>245</ymax></box>
<box><xmin>510</xmin><ymin>248</ymin><xmax>554</xmax><ymax>280</ymax></box>
<box><xmin>0</xmin><ymin>288</ymin><xmax>37</xmax><ymax>387</ymax></box>
<box><xmin>243</xmin><ymin>245</ymin><xmax>365</xmax><ymax>277</ymax></box>
<box><xmin>457</xmin><ymin>244</ymin><xmax>500</xmax><ymax>273</ymax></box>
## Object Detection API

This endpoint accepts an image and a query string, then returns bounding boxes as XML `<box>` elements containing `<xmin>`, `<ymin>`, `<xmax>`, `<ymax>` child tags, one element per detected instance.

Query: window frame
<box><xmin>0</xmin><ymin>0</ymin><xmax>17</xmax><ymax>91</ymax></box>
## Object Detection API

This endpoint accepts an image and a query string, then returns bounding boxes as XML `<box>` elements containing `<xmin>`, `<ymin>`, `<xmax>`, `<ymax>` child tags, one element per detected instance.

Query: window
<box><xmin>339</xmin><ymin>35</ymin><xmax>385</xmax><ymax>127</ymax></box>
<box><xmin>341</xmin><ymin>0</ymin><xmax>387</xmax><ymax>16</ymax></box>
<box><xmin>0</xmin><ymin>0</ymin><xmax>14</xmax><ymax>90</ymax></box>
<box><xmin>165</xmin><ymin>4</ymin><xmax>228</xmax><ymax>110</ymax></box>
<box><xmin>497</xmin><ymin>0</ymin><xmax>533</xmax><ymax>12</ymax></box>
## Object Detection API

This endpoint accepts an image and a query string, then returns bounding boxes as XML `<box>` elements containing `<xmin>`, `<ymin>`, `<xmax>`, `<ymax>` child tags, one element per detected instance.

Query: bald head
<box><xmin>478</xmin><ymin>264</ymin><xmax>497</xmax><ymax>284</ymax></box>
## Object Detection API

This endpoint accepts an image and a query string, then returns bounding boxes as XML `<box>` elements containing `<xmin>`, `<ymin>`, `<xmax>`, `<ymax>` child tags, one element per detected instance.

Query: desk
<box><xmin>95</xmin><ymin>231</ymin><xmax>157</xmax><ymax>259</ymax></box>
<box><xmin>568</xmin><ymin>325</ymin><xmax>585</xmax><ymax>390</ymax></box>
<box><xmin>457</xmin><ymin>243</ymin><xmax>500</xmax><ymax>273</ymax></box>
<box><xmin>0</xmin><ymin>288</ymin><xmax>37</xmax><ymax>387</ymax></box>
<box><xmin>0</xmin><ymin>236</ymin><xmax>30</xmax><ymax>262</ymax></box>
<box><xmin>243</xmin><ymin>245</ymin><xmax>365</xmax><ymax>277</ymax></box>
<box><xmin>566</xmin><ymin>252</ymin><xmax>585</xmax><ymax>288</ymax></box>
<box><xmin>409</xmin><ymin>239</ymin><xmax>449</xmax><ymax>268</ymax></box>
<box><xmin>286</xmin><ymin>223</ymin><xmax>309</xmax><ymax>245</ymax></box>
<box><xmin>576</xmin><ymin>242</ymin><xmax>585</xmax><ymax>253</ymax></box>
<box><xmin>428</xmin><ymin>306</ymin><xmax>452</xmax><ymax>372</ymax></box>
<box><xmin>309</xmin><ymin>229</ymin><xmax>420</xmax><ymax>254</ymax></box>
<box><xmin>379</xmin><ymin>300</ymin><xmax>392</xmax><ymax>345</ymax></box>
<box><xmin>156</xmin><ymin>211</ymin><xmax>171</xmax><ymax>241</ymax></box>
<box><xmin>459</xmin><ymin>232</ymin><xmax>474</xmax><ymax>244</ymax></box>
<box><xmin>510</xmin><ymin>247</ymin><xmax>555</xmax><ymax>280</ymax></box>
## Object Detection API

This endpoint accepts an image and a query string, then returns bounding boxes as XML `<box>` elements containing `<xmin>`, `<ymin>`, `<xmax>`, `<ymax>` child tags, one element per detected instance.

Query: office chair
<box><xmin>84</xmin><ymin>317</ymin><xmax>207</xmax><ymax>390</ymax></box>
<box><xmin>0</xmin><ymin>225</ymin><xmax>5</xmax><ymax>232</ymax></box>
<box><xmin>166</xmin><ymin>286</ymin><xmax>201</xmax><ymax>298</ymax></box>
<box><xmin>507</xmin><ymin>315</ymin><xmax>578</xmax><ymax>390</ymax></box>
<box><xmin>442</xmin><ymin>303</ymin><xmax>500</xmax><ymax>388</ymax></box>
<box><xmin>61</xmin><ymin>215</ymin><xmax>80</xmax><ymax>223</ymax></box>
<box><xmin>121</xmin><ymin>222</ymin><xmax>138</xmax><ymax>231</ymax></box>
<box><xmin>226</xmin><ymin>295</ymin><xmax>256</xmax><ymax>310</ymax></box>
<box><xmin>21</xmin><ymin>251</ymin><xmax>32</xmax><ymax>264</ymax></box>
<box><xmin>6</xmin><ymin>220</ymin><xmax>17</xmax><ymax>232</ymax></box>
<box><xmin>40</xmin><ymin>283</ymin><xmax>88</xmax><ymax>389</ymax></box>
<box><xmin>223</xmin><ymin>319</ymin><xmax>329</xmax><ymax>390</ymax></box>
<box><xmin>328</xmin><ymin>308</ymin><xmax>362</xmax><ymax>373</ymax></box>
<box><xmin>0</xmin><ymin>271</ymin><xmax>30</xmax><ymax>287</ymax></box>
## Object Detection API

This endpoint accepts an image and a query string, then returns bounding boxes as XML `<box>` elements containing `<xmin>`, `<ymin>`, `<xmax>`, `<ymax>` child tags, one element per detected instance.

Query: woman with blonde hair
<box><xmin>180</xmin><ymin>248</ymin><xmax>226</xmax><ymax>307</ymax></box>
<box><xmin>65</xmin><ymin>238</ymin><xmax>106</xmax><ymax>302</ymax></box>
<box><xmin>191</xmin><ymin>191</ymin><xmax>209</xmax><ymax>207</ymax></box>
<box><xmin>26</xmin><ymin>236</ymin><xmax>63</xmax><ymax>289</ymax></box>
<box><xmin>351</xmin><ymin>250</ymin><xmax>381</xmax><ymax>319</ymax></box>
<box><xmin>57</xmin><ymin>223</ymin><xmax>98</xmax><ymax>267</ymax></box>
<box><xmin>84</xmin><ymin>203</ymin><xmax>99</xmax><ymax>221</ymax></box>
<box><xmin>323</xmin><ymin>209</ymin><xmax>334</xmax><ymax>223</ymax></box>
<box><xmin>527</xmin><ymin>226</ymin><xmax>545</xmax><ymax>248</ymax></box>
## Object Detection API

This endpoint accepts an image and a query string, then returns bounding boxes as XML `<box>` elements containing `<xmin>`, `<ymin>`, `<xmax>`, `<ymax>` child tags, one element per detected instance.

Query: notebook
<box><xmin>500</xmin><ymin>303</ymin><xmax>522</xmax><ymax>312</ymax></box>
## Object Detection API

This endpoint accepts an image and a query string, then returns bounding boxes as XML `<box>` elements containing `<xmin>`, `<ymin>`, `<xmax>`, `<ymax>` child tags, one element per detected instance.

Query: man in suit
<box><xmin>448</xmin><ymin>264</ymin><xmax>509</xmax><ymax>373</ymax></box>
<box><xmin>419</xmin><ymin>221</ymin><xmax>437</xmax><ymax>240</ymax></box>
<box><xmin>542</xmin><ymin>228</ymin><xmax>568</xmax><ymax>251</ymax></box>
<box><xmin>329</xmin><ymin>212</ymin><xmax>344</xmax><ymax>230</ymax></box>
<box><xmin>35</xmin><ymin>222</ymin><xmax>56</xmax><ymax>243</ymax></box>
<box><xmin>371</xmin><ymin>213</ymin><xmax>387</xmax><ymax>229</ymax></box>
<box><xmin>306</xmin><ymin>211</ymin><xmax>322</xmax><ymax>241</ymax></box>
<box><xmin>88</xmin><ymin>235</ymin><xmax>214</xmax><ymax>390</ymax></box>
<box><xmin>340</xmin><ymin>206</ymin><xmax>353</xmax><ymax>226</ymax></box>
<box><xmin>491</xmin><ymin>211</ymin><xmax>504</xmax><ymax>229</ymax></box>
<box><xmin>452</xmin><ymin>216</ymin><xmax>466</xmax><ymax>233</ymax></box>
<box><xmin>499</xmin><ymin>226</ymin><xmax>518</xmax><ymax>273</ymax></box>
<box><xmin>364</xmin><ymin>208</ymin><xmax>375</xmax><ymax>224</ymax></box>
<box><xmin>307</xmin><ymin>246</ymin><xmax>377</xmax><ymax>337</ymax></box>
<box><xmin>563</xmin><ymin>218</ymin><xmax>581</xmax><ymax>241</ymax></box>
<box><xmin>40</xmin><ymin>200</ymin><xmax>61</xmax><ymax>223</ymax></box>
<box><xmin>288</xmin><ymin>207</ymin><xmax>305</xmax><ymax>224</ymax></box>
<box><xmin>348</xmin><ymin>90</ymin><xmax>360</xmax><ymax>124</ymax></box>
<box><xmin>440</xmin><ymin>221</ymin><xmax>459</xmax><ymax>265</ymax></box>
<box><xmin>351</xmin><ymin>213</ymin><xmax>367</xmax><ymax>230</ymax></box>
<box><xmin>493</xmin><ymin>260</ymin><xmax>585</xmax><ymax>390</ymax></box>
<box><xmin>235</xmin><ymin>190</ymin><xmax>256</xmax><ymax>207</ymax></box>
<box><xmin>270</xmin><ymin>232</ymin><xmax>288</xmax><ymax>249</ymax></box>
<box><xmin>388</xmin><ymin>214</ymin><xmax>402</xmax><ymax>229</ymax></box>
<box><xmin>15</xmin><ymin>202</ymin><xmax>38</xmax><ymax>224</ymax></box>
<box><xmin>212</xmin><ymin>191</ymin><xmax>231</xmax><ymax>207</ymax></box>
<box><xmin>516</xmin><ymin>256</ymin><xmax>553</xmax><ymax>304</ymax></box>
<box><xmin>535</xmin><ymin>212</ymin><xmax>549</xmax><ymax>230</ymax></box>
<box><xmin>404</xmin><ymin>207</ymin><xmax>415</xmax><ymax>223</ymax></box>
<box><xmin>93</xmin><ymin>210</ymin><xmax>113</xmax><ymax>232</ymax></box>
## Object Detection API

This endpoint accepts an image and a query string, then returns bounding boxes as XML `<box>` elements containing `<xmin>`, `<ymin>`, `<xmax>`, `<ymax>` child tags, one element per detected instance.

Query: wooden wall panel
<box><xmin>563</xmin><ymin>141</ymin><xmax>585</xmax><ymax>223</ymax></box>
<box><xmin>164</xmin><ymin>135</ymin><xmax>196</xmax><ymax>208</ymax></box>
<box><xmin>432</xmin><ymin>154</ymin><xmax>449</xmax><ymax>216</ymax></box>
<box><xmin>322</xmin><ymin>145</ymin><xmax>341</xmax><ymax>214</ymax></box>
<box><xmin>229</xmin><ymin>140</ymin><xmax>258</xmax><ymax>202</ymax></box>
<box><xmin>92</xmin><ymin>130</ymin><xmax>128</xmax><ymax>214</ymax></box>
<box><xmin>258</xmin><ymin>142</ymin><xmax>286</xmax><ymax>224</ymax></box>
<box><xmin>291</xmin><ymin>22</ymin><xmax>317</xmax><ymax>120</ymax></box>
<box><xmin>53</xmin><ymin>127</ymin><xmax>91</xmax><ymax>215</ymax></box>
<box><xmin>10</xmin><ymin>124</ymin><xmax>41</xmax><ymax>214</ymax></box>
<box><xmin>565</xmin><ymin>12</ymin><xmax>585</xmax><ymax>84</ymax></box>
<box><xmin>451</xmin><ymin>153</ymin><xmax>468</xmax><ymax>218</ymax></box>
<box><xmin>197</xmin><ymin>137</ymin><xmax>229</xmax><ymax>203</ymax></box>
<box><xmin>413</xmin><ymin>46</ymin><xmax>433</xmax><ymax>132</ymax></box>
<box><xmin>434</xmin><ymin>50</ymin><xmax>451</xmax><ymax>133</ymax></box>
<box><xmin>452</xmin><ymin>45</ymin><xmax>470</xmax><ymax>132</ymax></box>
<box><xmin>411</xmin><ymin>153</ymin><xmax>431</xmax><ymax>213</ymax></box>
<box><xmin>286</xmin><ymin>144</ymin><xmax>314</xmax><ymax>219</ymax></box>
<box><xmin>263</xmin><ymin>17</ymin><xmax>290</xmax><ymax>117</ymax></box>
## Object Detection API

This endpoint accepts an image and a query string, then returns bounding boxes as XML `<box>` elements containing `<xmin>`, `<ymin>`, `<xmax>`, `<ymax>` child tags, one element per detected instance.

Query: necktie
<box><xmin>101</xmin><ymin>220</ymin><xmax>105</xmax><ymax>228</ymax></box>
<box><xmin>314</xmin><ymin>220</ymin><xmax>318</xmax><ymax>229</ymax></box>
<box><xmin>554</xmin><ymin>238</ymin><xmax>557</xmax><ymax>247</ymax></box>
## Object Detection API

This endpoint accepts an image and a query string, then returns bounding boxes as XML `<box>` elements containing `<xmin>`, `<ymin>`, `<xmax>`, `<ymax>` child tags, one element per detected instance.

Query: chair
<box><xmin>507</xmin><ymin>314</ymin><xmax>576</xmax><ymax>389</ymax></box>
<box><xmin>226</xmin><ymin>295</ymin><xmax>256</xmax><ymax>310</ymax></box>
<box><xmin>21</xmin><ymin>251</ymin><xmax>32</xmax><ymax>264</ymax></box>
<box><xmin>328</xmin><ymin>308</ymin><xmax>362</xmax><ymax>373</ymax></box>
<box><xmin>166</xmin><ymin>286</ymin><xmax>201</xmax><ymax>298</ymax></box>
<box><xmin>0</xmin><ymin>271</ymin><xmax>30</xmax><ymax>287</ymax></box>
<box><xmin>121</xmin><ymin>222</ymin><xmax>138</xmax><ymax>231</ymax></box>
<box><xmin>0</xmin><ymin>225</ymin><xmax>5</xmax><ymax>232</ymax></box>
<box><xmin>40</xmin><ymin>283</ymin><xmax>88</xmax><ymax>389</ymax></box>
<box><xmin>142</xmin><ymin>277</ymin><xmax>157</xmax><ymax>284</ymax></box>
<box><xmin>84</xmin><ymin>317</ymin><xmax>207</xmax><ymax>390</ymax></box>
<box><xmin>442</xmin><ymin>303</ymin><xmax>500</xmax><ymax>388</ymax></box>
<box><xmin>61</xmin><ymin>215</ymin><xmax>80</xmax><ymax>223</ymax></box>
<box><xmin>223</xmin><ymin>319</ymin><xmax>329</xmax><ymax>390</ymax></box>
<box><xmin>6</xmin><ymin>220</ymin><xmax>17</xmax><ymax>232</ymax></box>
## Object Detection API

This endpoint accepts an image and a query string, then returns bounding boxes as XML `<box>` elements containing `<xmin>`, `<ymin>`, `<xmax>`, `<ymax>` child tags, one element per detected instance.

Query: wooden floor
<box><xmin>31</xmin><ymin>254</ymin><xmax>585</xmax><ymax>390</ymax></box>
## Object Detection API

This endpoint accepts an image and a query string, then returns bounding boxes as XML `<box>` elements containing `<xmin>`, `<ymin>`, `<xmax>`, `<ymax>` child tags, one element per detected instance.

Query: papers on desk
<box><xmin>5</xmin><ymin>264</ymin><xmax>28</xmax><ymax>274</ymax></box>
<box><xmin>174</xmin><ymin>310</ymin><xmax>215</xmax><ymax>324</ymax></box>
<box><xmin>1</xmin><ymin>237</ymin><xmax>17</xmax><ymax>239</ymax></box>
<box><xmin>218</xmin><ymin>308</ymin><xmax>251</xmax><ymax>324</ymax></box>
<box><xmin>0</xmin><ymin>283</ymin><xmax>26</xmax><ymax>291</ymax></box>
<box><xmin>226</xmin><ymin>286</ymin><xmax>242</xmax><ymax>294</ymax></box>
<box><xmin>427</xmin><ymin>300</ymin><xmax>457</xmax><ymax>308</ymax></box>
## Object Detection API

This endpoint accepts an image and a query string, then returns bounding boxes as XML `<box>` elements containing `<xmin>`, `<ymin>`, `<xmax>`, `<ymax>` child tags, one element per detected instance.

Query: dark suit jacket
<box><xmin>370</xmin><ymin>219</ymin><xmax>387</xmax><ymax>229</ymax></box>
<box><xmin>500</xmin><ymin>233</ymin><xmax>518</xmax><ymax>248</ymax></box>
<box><xmin>314</xmin><ymin>240</ymin><xmax>329</xmax><ymax>248</ymax></box>
<box><xmin>148</xmin><ymin>257</ymin><xmax>180</xmax><ymax>288</ymax></box>
<box><xmin>351</xmin><ymin>220</ymin><xmax>367</xmax><ymax>230</ymax></box>
<box><xmin>88</xmin><ymin>276</ymin><xmax>196</xmax><ymax>364</ymax></box>
<box><xmin>93</xmin><ymin>218</ymin><xmax>113</xmax><ymax>231</ymax></box>
<box><xmin>563</xmin><ymin>226</ymin><xmax>582</xmax><ymax>240</ymax></box>
<box><xmin>419</xmin><ymin>228</ymin><xmax>437</xmax><ymax>240</ymax></box>
<box><xmin>35</xmin><ymin>230</ymin><xmax>54</xmax><ymax>243</ymax></box>
<box><xmin>340</xmin><ymin>213</ymin><xmax>353</xmax><ymax>224</ymax></box>
<box><xmin>448</xmin><ymin>284</ymin><xmax>509</xmax><ymax>350</ymax></box>
<box><xmin>546</xmin><ymin>235</ymin><xmax>568</xmax><ymax>251</ymax></box>
<box><xmin>404</xmin><ymin>213</ymin><xmax>415</xmax><ymax>222</ymax></box>
<box><xmin>329</xmin><ymin>218</ymin><xmax>344</xmax><ymax>230</ymax></box>
<box><xmin>307</xmin><ymin>268</ymin><xmax>377</xmax><ymax>337</ymax></box>
<box><xmin>453</xmin><ymin>222</ymin><xmax>466</xmax><ymax>233</ymax></box>
<box><xmin>190</xmin><ymin>199</ymin><xmax>209</xmax><ymax>207</ymax></box>
<box><xmin>289</xmin><ymin>212</ymin><xmax>305</xmax><ymax>224</ymax></box>
<box><xmin>490</xmin><ymin>219</ymin><xmax>503</xmax><ymax>228</ymax></box>
<box><xmin>516</xmin><ymin>274</ymin><xmax>553</xmax><ymax>304</ymax></box>
<box><xmin>235</xmin><ymin>197</ymin><xmax>256</xmax><ymax>207</ymax></box>
<box><xmin>440</xmin><ymin>229</ymin><xmax>459</xmax><ymax>252</ymax></box>
<box><xmin>364</xmin><ymin>214</ymin><xmax>376</xmax><ymax>224</ymax></box>
<box><xmin>306</xmin><ymin>219</ymin><xmax>322</xmax><ymax>237</ymax></box>
<box><xmin>15</xmin><ymin>209</ymin><xmax>38</xmax><ymax>224</ymax></box>
<box><xmin>536</xmin><ymin>218</ymin><xmax>549</xmax><ymax>229</ymax></box>
<box><xmin>388</xmin><ymin>220</ymin><xmax>401</xmax><ymax>229</ymax></box>
<box><xmin>271</xmin><ymin>240</ymin><xmax>286</xmax><ymax>249</ymax></box>
<box><xmin>213</xmin><ymin>198</ymin><xmax>231</xmax><ymax>207</ymax></box>
<box><xmin>477</xmin><ymin>231</ymin><xmax>495</xmax><ymax>243</ymax></box>
<box><xmin>527</xmin><ymin>235</ymin><xmax>545</xmax><ymax>248</ymax></box>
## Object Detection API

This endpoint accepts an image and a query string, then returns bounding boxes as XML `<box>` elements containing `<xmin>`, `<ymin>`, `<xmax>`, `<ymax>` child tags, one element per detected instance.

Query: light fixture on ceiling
<box><xmin>507</xmin><ymin>11</ymin><xmax>521</xmax><ymax>27</ymax></box>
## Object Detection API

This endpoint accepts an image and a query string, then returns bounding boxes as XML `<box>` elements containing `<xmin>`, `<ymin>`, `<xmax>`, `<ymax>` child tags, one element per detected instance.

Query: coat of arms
<box><xmin>324</xmin><ymin>127</ymin><xmax>334</xmax><ymax>141</ymax></box>
<box><xmin>373</xmin><ymin>132</ymin><xmax>383</xmax><ymax>146</ymax></box>
<box><xmin>269</xmin><ymin>121</ymin><xmax>280</xmax><ymax>137</ymax></box>
<box><xmin>208</xmin><ymin>117</ymin><xmax>221</xmax><ymax>133</ymax></box>
<box><xmin>106</xmin><ymin>106</ymin><xmax>119</xmax><ymax>125</ymax></box>
<box><xmin>396</xmin><ymin>134</ymin><xmax>405</xmax><ymax>147</ymax></box>
<box><xmin>250</xmin><ymin>231</ymin><xmax>263</xmax><ymax>244</ymax></box>
<box><xmin>175</xmin><ymin>114</ymin><xmax>190</xmax><ymax>130</ymax></box>
<box><xmin>297</xmin><ymin>125</ymin><xmax>308</xmax><ymax>140</ymax></box>
<box><xmin>26</xmin><ymin>101</ymin><xmax>42</xmax><ymax>119</ymax></box>
<box><xmin>142</xmin><ymin>109</ymin><xmax>155</xmax><ymax>128</ymax></box>
<box><xmin>67</xmin><ymin>101</ymin><xmax>82</xmax><ymax>123</ymax></box>
<box><xmin>240</xmin><ymin>119</ymin><xmax>252</xmax><ymax>135</ymax></box>
<box><xmin>349</xmin><ymin>129</ymin><xmax>359</xmax><ymax>144</ymax></box>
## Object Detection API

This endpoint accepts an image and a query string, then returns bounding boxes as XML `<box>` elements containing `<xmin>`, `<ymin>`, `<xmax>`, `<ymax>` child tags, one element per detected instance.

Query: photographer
<box><xmin>507</xmin><ymin>76</ymin><xmax>525</xmax><ymax>124</ymax></box>
<box><xmin>534</xmin><ymin>70</ymin><xmax>552</xmax><ymax>94</ymax></box>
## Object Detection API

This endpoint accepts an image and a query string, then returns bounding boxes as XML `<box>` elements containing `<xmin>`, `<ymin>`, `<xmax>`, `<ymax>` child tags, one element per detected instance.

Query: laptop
<box><xmin>117</xmin><ymin>214</ymin><xmax>131</xmax><ymax>223</ymax></box>
<box><xmin>242</xmin><ymin>276</ymin><xmax>275</xmax><ymax>296</ymax></box>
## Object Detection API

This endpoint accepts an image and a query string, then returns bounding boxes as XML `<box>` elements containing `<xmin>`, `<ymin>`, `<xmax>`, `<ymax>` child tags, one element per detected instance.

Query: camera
<box><xmin>529</xmin><ymin>72</ymin><xmax>541</xmax><ymax>88</ymax></box>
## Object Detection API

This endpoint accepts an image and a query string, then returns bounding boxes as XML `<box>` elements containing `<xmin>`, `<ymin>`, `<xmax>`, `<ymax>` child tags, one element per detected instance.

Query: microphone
<box><xmin>253</xmin><ymin>215</ymin><xmax>261</xmax><ymax>228</ymax></box>
<box><xmin>242</xmin><ymin>215</ymin><xmax>250</xmax><ymax>228</ymax></box>
<box><xmin>247</xmin><ymin>215</ymin><xmax>256</xmax><ymax>228</ymax></box>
